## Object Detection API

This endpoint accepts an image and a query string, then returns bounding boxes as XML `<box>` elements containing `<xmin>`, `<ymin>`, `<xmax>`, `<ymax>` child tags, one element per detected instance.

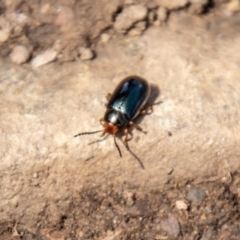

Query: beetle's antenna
<box><xmin>114</xmin><ymin>136</ymin><xmax>122</xmax><ymax>157</ymax></box>
<box><xmin>88</xmin><ymin>134</ymin><xmax>109</xmax><ymax>145</ymax></box>
<box><xmin>124</xmin><ymin>142</ymin><xmax>145</xmax><ymax>170</ymax></box>
<box><xmin>74</xmin><ymin>130</ymin><xmax>103</xmax><ymax>138</ymax></box>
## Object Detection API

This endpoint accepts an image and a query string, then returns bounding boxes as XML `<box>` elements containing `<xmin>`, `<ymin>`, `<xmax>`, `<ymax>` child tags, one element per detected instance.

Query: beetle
<box><xmin>74</xmin><ymin>75</ymin><xmax>152</xmax><ymax>169</ymax></box>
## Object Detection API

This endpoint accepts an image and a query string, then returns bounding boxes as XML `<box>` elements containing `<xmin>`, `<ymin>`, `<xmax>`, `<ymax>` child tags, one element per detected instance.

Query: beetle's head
<box><xmin>74</xmin><ymin>116</ymin><xmax>122</xmax><ymax>157</ymax></box>
<box><xmin>99</xmin><ymin>121</ymin><xmax>122</xmax><ymax>157</ymax></box>
<box><xmin>102</xmin><ymin>121</ymin><xmax>119</xmax><ymax>136</ymax></box>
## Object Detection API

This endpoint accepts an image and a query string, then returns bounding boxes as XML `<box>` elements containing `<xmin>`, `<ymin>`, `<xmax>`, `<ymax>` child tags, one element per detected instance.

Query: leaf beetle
<box><xmin>74</xmin><ymin>75</ymin><xmax>153</xmax><ymax>169</ymax></box>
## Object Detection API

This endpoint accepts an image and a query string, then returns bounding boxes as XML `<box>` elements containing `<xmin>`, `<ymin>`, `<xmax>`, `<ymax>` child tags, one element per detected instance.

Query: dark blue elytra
<box><xmin>104</xmin><ymin>76</ymin><xmax>150</xmax><ymax>129</ymax></box>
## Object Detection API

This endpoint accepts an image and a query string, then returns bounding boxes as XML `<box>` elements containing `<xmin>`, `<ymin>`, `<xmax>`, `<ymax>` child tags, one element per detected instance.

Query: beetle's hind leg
<box><xmin>129</xmin><ymin>121</ymin><xmax>147</xmax><ymax>134</ymax></box>
<box><xmin>122</xmin><ymin>127</ymin><xmax>145</xmax><ymax>169</ymax></box>
<box><xmin>123</xmin><ymin>122</ymin><xmax>146</xmax><ymax>144</ymax></box>
<box><xmin>139</xmin><ymin>101</ymin><xmax>162</xmax><ymax>115</ymax></box>
<box><xmin>139</xmin><ymin>105</ymin><xmax>153</xmax><ymax>115</ymax></box>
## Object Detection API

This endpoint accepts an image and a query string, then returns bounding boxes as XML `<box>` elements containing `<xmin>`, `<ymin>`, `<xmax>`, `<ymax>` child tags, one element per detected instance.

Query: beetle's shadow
<box><xmin>148</xmin><ymin>83</ymin><xmax>161</xmax><ymax>106</ymax></box>
<box><xmin>134</xmin><ymin>83</ymin><xmax>161</xmax><ymax>128</ymax></box>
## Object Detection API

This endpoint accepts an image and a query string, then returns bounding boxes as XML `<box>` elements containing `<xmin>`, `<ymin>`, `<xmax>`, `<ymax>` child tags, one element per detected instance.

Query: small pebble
<box><xmin>156</xmin><ymin>0</ymin><xmax>189</xmax><ymax>10</ymax></box>
<box><xmin>23</xmin><ymin>233</ymin><xmax>35</xmax><ymax>240</ymax></box>
<box><xmin>79</xmin><ymin>48</ymin><xmax>94</xmax><ymax>61</ymax></box>
<box><xmin>31</xmin><ymin>49</ymin><xmax>58</xmax><ymax>68</ymax></box>
<box><xmin>40</xmin><ymin>3</ymin><xmax>50</xmax><ymax>14</ymax></box>
<box><xmin>156</xmin><ymin>7</ymin><xmax>167</xmax><ymax>22</ymax></box>
<box><xmin>175</xmin><ymin>200</ymin><xmax>188</xmax><ymax>210</ymax></box>
<box><xmin>188</xmin><ymin>0</ymin><xmax>208</xmax><ymax>15</ymax></box>
<box><xmin>49</xmin><ymin>230</ymin><xmax>66</xmax><ymax>240</ymax></box>
<box><xmin>114</xmin><ymin>4</ymin><xmax>148</xmax><ymax>33</ymax></box>
<box><xmin>32</xmin><ymin>172</ymin><xmax>38</xmax><ymax>178</ymax></box>
<box><xmin>160</xmin><ymin>214</ymin><xmax>180</xmax><ymax>237</ymax></box>
<box><xmin>7</xmin><ymin>12</ymin><xmax>28</xmax><ymax>25</ymax></box>
<box><xmin>55</xmin><ymin>6</ymin><xmax>74</xmax><ymax>27</ymax></box>
<box><xmin>53</xmin><ymin>39</ymin><xmax>64</xmax><ymax>52</ymax></box>
<box><xmin>123</xmin><ymin>190</ymin><xmax>135</xmax><ymax>206</ymax></box>
<box><xmin>200</xmin><ymin>226</ymin><xmax>215</xmax><ymax>240</ymax></box>
<box><xmin>101</xmin><ymin>33</ymin><xmax>111</xmax><ymax>43</ymax></box>
<box><xmin>187</xmin><ymin>187</ymin><xmax>205</xmax><ymax>202</ymax></box>
<box><xmin>10</xmin><ymin>45</ymin><xmax>30</xmax><ymax>64</ymax></box>
<box><xmin>148</xmin><ymin>11</ymin><xmax>155</xmax><ymax>23</ymax></box>
<box><xmin>0</xmin><ymin>30</ymin><xmax>10</xmax><ymax>42</ymax></box>
<box><xmin>126</xmin><ymin>199</ymin><xmax>150</xmax><ymax>217</ymax></box>
<box><xmin>10</xmin><ymin>195</ymin><xmax>19</xmax><ymax>208</ymax></box>
<box><xmin>0</xmin><ymin>18</ymin><xmax>11</xmax><ymax>42</ymax></box>
<box><xmin>225</xmin><ymin>0</ymin><xmax>240</xmax><ymax>12</ymax></box>
<box><xmin>128</xmin><ymin>21</ymin><xmax>146</xmax><ymax>36</ymax></box>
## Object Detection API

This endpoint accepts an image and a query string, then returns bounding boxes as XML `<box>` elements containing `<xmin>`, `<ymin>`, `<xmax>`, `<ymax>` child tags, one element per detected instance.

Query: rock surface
<box><xmin>0</xmin><ymin>1</ymin><xmax>240</xmax><ymax>239</ymax></box>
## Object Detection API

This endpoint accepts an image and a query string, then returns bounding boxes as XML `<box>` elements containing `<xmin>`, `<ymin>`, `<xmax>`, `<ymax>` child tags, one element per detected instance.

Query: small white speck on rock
<box><xmin>101</xmin><ymin>33</ymin><xmax>111</xmax><ymax>43</ymax></box>
<box><xmin>175</xmin><ymin>200</ymin><xmax>188</xmax><ymax>210</ymax></box>
<box><xmin>32</xmin><ymin>172</ymin><xmax>38</xmax><ymax>178</ymax></box>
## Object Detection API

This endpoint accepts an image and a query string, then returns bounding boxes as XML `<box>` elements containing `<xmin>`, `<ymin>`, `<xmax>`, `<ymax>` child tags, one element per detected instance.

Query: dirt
<box><xmin>1</xmin><ymin>0</ymin><xmax>240</xmax><ymax>239</ymax></box>
<box><xmin>1</xmin><ymin>173</ymin><xmax>240</xmax><ymax>239</ymax></box>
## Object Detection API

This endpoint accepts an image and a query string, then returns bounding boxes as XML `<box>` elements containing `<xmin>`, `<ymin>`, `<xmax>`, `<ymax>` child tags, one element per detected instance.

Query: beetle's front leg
<box><xmin>100</xmin><ymin>118</ymin><xmax>105</xmax><ymax>126</ymax></box>
<box><xmin>106</xmin><ymin>93</ymin><xmax>112</xmax><ymax>101</ymax></box>
<box><xmin>105</xmin><ymin>93</ymin><xmax>112</xmax><ymax>106</ymax></box>
<box><xmin>99</xmin><ymin>118</ymin><xmax>106</xmax><ymax>137</ymax></box>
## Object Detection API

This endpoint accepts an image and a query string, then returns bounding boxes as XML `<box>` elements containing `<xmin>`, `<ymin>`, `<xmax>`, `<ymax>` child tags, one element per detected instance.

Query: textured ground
<box><xmin>0</xmin><ymin>0</ymin><xmax>240</xmax><ymax>239</ymax></box>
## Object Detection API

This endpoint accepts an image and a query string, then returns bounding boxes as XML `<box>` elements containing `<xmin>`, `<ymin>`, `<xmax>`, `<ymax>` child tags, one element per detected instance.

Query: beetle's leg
<box><xmin>123</xmin><ymin>126</ymin><xmax>145</xmax><ymax>169</ymax></box>
<box><xmin>114</xmin><ymin>135</ymin><xmax>122</xmax><ymax>157</ymax></box>
<box><xmin>124</xmin><ymin>142</ymin><xmax>145</xmax><ymax>169</ymax></box>
<box><xmin>100</xmin><ymin>118</ymin><xmax>105</xmax><ymax>127</ymax></box>
<box><xmin>123</xmin><ymin>127</ymin><xmax>132</xmax><ymax>143</ymax></box>
<box><xmin>99</xmin><ymin>118</ymin><xmax>107</xmax><ymax>137</ymax></box>
<box><xmin>129</xmin><ymin>121</ymin><xmax>142</xmax><ymax>131</ymax></box>
<box><xmin>104</xmin><ymin>93</ymin><xmax>112</xmax><ymax>106</ymax></box>
<box><xmin>129</xmin><ymin>121</ymin><xmax>147</xmax><ymax>134</ymax></box>
<box><xmin>100</xmin><ymin>131</ymin><xmax>106</xmax><ymax>137</ymax></box>
<box><xmin>139</xmin><ymin>105</ymin><xmax>153</xmax><ymax>115</ymax></box>
<box><xmin>106</xmin><ymin>93</ymin><xmax>112</xmax><ymax>101</ymax></box>
<box><xmin>139</xmin><ymin>101</ymin><xmax>162</xmax><ymax>115</ymax></box>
